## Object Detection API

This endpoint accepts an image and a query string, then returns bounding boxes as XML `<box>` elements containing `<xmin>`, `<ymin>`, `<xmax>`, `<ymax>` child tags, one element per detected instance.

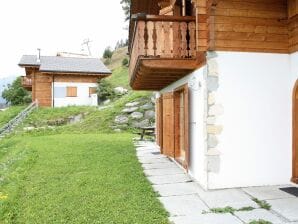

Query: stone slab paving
<box><xmin>147</xmin><ymin>174</ymin><xmax>192</xmax><ymax>185</ymax></box>
<box><xmin>135</xmin><ymin>141</ymin><xmax>298</xmax><ymax>224</ymax></box>
<box><xmin>138</xmin><ymin>157</ymin><xmax>171</xmax><ymax>164</ymax></box>
<box><xmin>153</xmin><ymin>182</ymin><xmax>202</xmax><ymax>197</ymax></box>
<box><xmin>144</xmin><ymin>167</ymin><xmax>185</xmax><ymax>176</ymax></box>
<box><xmin>169</xmin><ymin>214</ymin><xmax>243</xmax><ymax>224</ymax></box>
<box><xmin>243</xmin><ymin>186</ymin><xmax>296</xmax><ymax>200</ymax></box>
<box><xmin>159</xmin><ymin>195</ymin><xmax>208</xmax><ymax>216</ymax></box>
<box><xmin>196</xmin><ymin>188</ymin><xmax>259</xmax><ymax>209</ymax></box>
<box><xmin>235</xmin><ymin>209</ymin><xmax>285</xmax><ymax>224</ymax></box>
<box><xmin>267</xmin><ymin>198</ymin><xmax>298</xmax><ymax>222</ymax></box>
<box><xmin>142</xmin><ymin>162</ymin><xmax>178</xmax><ymax>170</ymax></box>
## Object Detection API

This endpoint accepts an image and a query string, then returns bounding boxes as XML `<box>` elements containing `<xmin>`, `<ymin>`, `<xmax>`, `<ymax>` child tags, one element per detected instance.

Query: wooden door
<box><xmin>156</xmin><ymin>97</ymin><xmax>163</xmax><ymax>151</ymax></box>
<box><xmin>293</xmin><ymin>81</ymin><xmax>298</xmax><ymax>183</ymax></box>
<box><xmin>162</xmin><ymin>92</ymin><xmax>175</xmax><ymax>157</ymax></box>
<box><xmin>174</xmin><ymin>84</ymin><xmax>190</xmax><ymax>168</ymax></box>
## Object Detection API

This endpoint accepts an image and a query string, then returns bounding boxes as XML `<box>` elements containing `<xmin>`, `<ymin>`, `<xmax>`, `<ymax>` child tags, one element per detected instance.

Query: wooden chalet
<box><xmin>19</xmin><ymin>54</ymin><xmax>111</xmax><ymax>107</ymax></box>
<box><xmin>129</xmin><ymin>0</ymin><xmax>298</xmax><ymax>189</ymax></box>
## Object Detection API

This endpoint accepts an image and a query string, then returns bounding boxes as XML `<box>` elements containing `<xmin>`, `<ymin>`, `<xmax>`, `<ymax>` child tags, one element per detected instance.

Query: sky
<box><xmin>0</xmin><ymin>0</ymin><xmax>128</xmax><ymax>78</ymax></box>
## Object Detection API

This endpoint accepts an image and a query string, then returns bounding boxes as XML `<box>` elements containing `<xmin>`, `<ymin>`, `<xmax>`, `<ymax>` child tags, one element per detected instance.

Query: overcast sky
<box><xmin>0</xmin><ymin>0</ymin><xmax>128</xmax><ymax>78</ymax></box>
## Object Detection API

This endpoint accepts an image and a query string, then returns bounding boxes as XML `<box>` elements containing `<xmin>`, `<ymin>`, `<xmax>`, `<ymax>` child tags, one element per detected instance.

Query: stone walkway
<box><xmin>135</xmin><ymin>141</ymin><xmax>298</xmax><ymax>224</ymax></box>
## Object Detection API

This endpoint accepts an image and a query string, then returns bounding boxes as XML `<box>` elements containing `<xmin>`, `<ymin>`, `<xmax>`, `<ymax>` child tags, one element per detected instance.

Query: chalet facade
<box><xmin>129</xmin><ymin>0</ymin><xmax>298</xmax><ymax>189</ymax></box>
<box><xmin>19</xmin><ymin>55</ymin><xmax>111</xmax><ymax>107</ymax></box>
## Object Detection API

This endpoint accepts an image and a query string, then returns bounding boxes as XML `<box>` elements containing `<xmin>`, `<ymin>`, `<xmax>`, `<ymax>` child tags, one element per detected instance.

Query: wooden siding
<box><xmin>209</xmin><ymin>0</ymin><xmax>289</xmax><ymax>53</ymax></box>
<box><xmin>30</xmin><ymin>72</ymin><xmax>101</xmax><ymax>107</ymax></box>
<box><xmin>289</xmin><ymin>14</ymin><xmax>298</xmax><ymax>52</ymax></box>
<box><xmin>54</xmin><ymin>75</ymin><xmax>100</xmax><ymax>83</ymax></box>
<box><xmin>156</xmin><ymin>97</ymin><xmax>163</xmax><ymax>149</ymax></box>
<box><xmin>32</xmin><ymin>72</ymin><xmax>53</xmax><ymax>107</ymax></box>
<box><xmin>66</xmin><ymin>87</ymin><xmax>78</xmax><ymax>97</ymax></box>
<box><xmin>162</xmin><ymin>92</ymin><xmax>175</xmax><ymax>157</ymax></box>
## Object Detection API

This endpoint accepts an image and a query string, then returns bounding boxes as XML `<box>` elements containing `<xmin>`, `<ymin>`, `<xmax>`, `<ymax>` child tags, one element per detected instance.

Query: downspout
<box><xmin>52</xmin><ymin>74</ymin><xmax>55</xmax><ymax>107</ymax></box>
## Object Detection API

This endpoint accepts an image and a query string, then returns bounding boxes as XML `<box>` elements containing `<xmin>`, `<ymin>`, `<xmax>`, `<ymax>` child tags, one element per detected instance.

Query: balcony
<box><xmin>21</xmin><ymin>76</ymin><xmax>32</xmax><ymax>90</ymax></box>
<box><xmin>129</xmin><ymin>14</ymin><xmax>198</xmax><ymax>90</ymax></box>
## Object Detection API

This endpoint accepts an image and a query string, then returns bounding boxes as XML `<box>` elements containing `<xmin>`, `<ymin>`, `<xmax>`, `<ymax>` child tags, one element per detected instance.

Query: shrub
<box><xmin>97</xmin><ymin>79</ymin><xmax>116</xmax><ymax>102</ymax></box>
<box><xmin>122</xmin><ymin>58</ymin><xmax>129</xmax><ymax>67</ymax></box>
<box><xmin>2</xmin><ymin>77</ymin><xmax>32</xmax><ymax>105</ymax></box>
<box><xmin>103</xmin><ymin>47</ymin><xmax>113</xmax><ymax>59</ymax></box>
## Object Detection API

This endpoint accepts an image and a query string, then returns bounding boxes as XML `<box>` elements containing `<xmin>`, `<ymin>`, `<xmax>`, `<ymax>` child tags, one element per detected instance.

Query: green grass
<box><xmin>23</xmin><ymin>106</ymin><xmax>95</xmax><ymax>128</ymax></box>
<box><xmin>107</xmin><ymin>66</ymin><xmax>130</xmax><ymax>89</ymax></box>
<box><xmin>0</xmin><ymin>106</ymin><xmax>26</xmax><ymax>127</ymax></box>
<box><xmin>252</xmin><ymin>198</ymin><xmax>271</xmax><ymax>210</ymax></box>
<box><xmin>0</xmin><ymin>133</ymin><xmax>169</xmax><ymax>224</ymax></box>
<box><xmin>203</xmin><ymin>206</ymin><xmax>255</xmax><ymax>215</ymax></box>
<box><xmin>20</xmin><ymin>91</ymin><xmax>151</xmax><ymax>135</ymax></box>
<box><xmin>249</xmin><ymin>219</ymin><xmax>272</xmax><ymax>224</ymax></box>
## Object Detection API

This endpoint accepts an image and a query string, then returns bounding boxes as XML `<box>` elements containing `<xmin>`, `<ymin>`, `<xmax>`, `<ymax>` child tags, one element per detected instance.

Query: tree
<box><xmin>120</xmin><ymin>0</ymin><xmax>131</xmax><ymax>21</ymax></box>
<box><xmin>97</xmin><ymin>79</ymin><xmax>116</xmax><ymax>102</ymax></box>
<box><xmin>2</xmin><ymin>77</ymin><xmax>32</xmax><ymax>105</ymax></box>
<box><xmin>103</xmin><ymin>47</ymin><xmax>113</xmax><ymax>59</ymax></box>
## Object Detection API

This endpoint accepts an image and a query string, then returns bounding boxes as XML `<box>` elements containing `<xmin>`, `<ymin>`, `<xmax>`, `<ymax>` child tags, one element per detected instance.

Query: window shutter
<box><xmin>67</xmin><ymin>87</ymin><xmax>77</xmax><ymax>97</ymax></box>
<box><xmin>162</xmin><ymin>92</ymin><xmax>175</xmax><ymax>157</ymax></box>
<box><xmin>156</xmin><ymin>97</ymin><xmax>163</xmax><ymax>150</ymax></box>
<box><xmin>89</xmin><ymin>87</ymin><xmax>97</xmax><ymax>97</ymax></box>
<box><xmin>183</xmin><ymin>85</ymin><xmax>190</xmax><ymax>167</ymax></box>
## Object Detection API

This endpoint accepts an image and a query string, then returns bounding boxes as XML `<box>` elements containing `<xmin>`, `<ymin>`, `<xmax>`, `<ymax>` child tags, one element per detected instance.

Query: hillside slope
<box><xmin>18</xmin><ymin>47</ymin><xmax>154</xmax><ymax>134</ymax></box>
<box><xmin>105</xmin><ymin>47</ymin><xmax>130</xmax><ymax>89</ymax></box>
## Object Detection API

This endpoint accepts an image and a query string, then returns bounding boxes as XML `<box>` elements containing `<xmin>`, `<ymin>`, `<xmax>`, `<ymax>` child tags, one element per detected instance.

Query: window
<box><xmin>67</xmin><ymin>87</ymin><xmax>77</xmax><ymax>97</ymax></box>
<box><xmin>54</xmin><ymin>87</ymin><xmax>66</xmax><ymax>98</ymax></box>
<box><xmin>89</xmin><ymin>87</ymin><xmax>97</xmax><ymax>97</ymax></box>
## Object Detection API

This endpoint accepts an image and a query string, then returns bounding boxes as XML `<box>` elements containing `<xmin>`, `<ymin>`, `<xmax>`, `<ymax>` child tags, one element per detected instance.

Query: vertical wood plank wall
<box><xmin>162</xmin><ymin>93</ymin><xmax>175</xmax><ymax>157</ymax></box>
<box><xmin>156</xmin><ymin>97</ymin><xmax>163</xmax><ymax>149</ymax></box>
<box><xmin>33</xmin><ymin>72</ymin><xmax>53</xmax><ymax>107</ymax></box>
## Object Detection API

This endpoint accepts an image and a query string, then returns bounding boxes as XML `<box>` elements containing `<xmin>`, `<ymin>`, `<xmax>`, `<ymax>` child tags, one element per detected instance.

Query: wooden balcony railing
<box><xmin>21</xmin><ymin>76</ymin><xmax>32</xmax><ymax>87</ymax></box>
<box><xmin>129</xmin><ymin>14</ymin><xmax>196</xmax><ymax>77</ymax></box>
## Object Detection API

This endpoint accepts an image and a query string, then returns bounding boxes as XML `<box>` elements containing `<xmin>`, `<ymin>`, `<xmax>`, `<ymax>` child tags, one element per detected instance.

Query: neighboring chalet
<box><xmin>19</xmin><ymin>54</ymin><xmax>111</xmax><ymax>107</ymax></box>
<box><xmin>129</xmin><ymin>0</ymin><xmax>298</xmax><ymax>189</ymax></box>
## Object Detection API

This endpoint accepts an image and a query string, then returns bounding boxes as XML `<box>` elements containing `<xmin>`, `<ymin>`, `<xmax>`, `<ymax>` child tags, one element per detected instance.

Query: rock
<box><xmin>122</xmin><ymin>107</ymin><xmax>138</xmax><ymax>113</ymax></box>
<box><xmin>114</xmin><ymin>87</ymin><xmax>128</xmax><ymax>95</ymax></box>
<box><xmin>132</xmin><ymin>119</ymin><xmax>149</xmax><ymax>128</ymax></box>
<box><xmin>144</xmin><ymin>110</ymin><xmax>155</xmax><ymax>119</ymax></box>
<box><xmin>151</xmin><ymin>96</ymin><xmax>156</xmax><ymax>104</ymax></box>
<box><xmin>114</xmin><ymin>115</ymin><xmax>129</xmax><ymax>124</ymax></box>
<box><xmin>208</xmin><ymin>135</ymin><xmax>219</xmax><ymax>148</ymax></box>
<box><xmin>209</xmin><ymin>104</ymin><xmax>224</xmax><ymax>116</ymax></box>
<box><xmin>103</xmin><ymin>99</ymin><xmax>111</xmax><ymax>105</ymax></box>
<box><xmin>47</xmin><ymin>118</ymin><xmax>66</xmax><ymax>126</ymax></box>
<box><xmin>113</xmin><ymin>129</ymin><xmax>122</xmax><ymax>132</ymax></box>
<box><xmin>140</xmin><ymin>103</ymin><xmax>154</xmax><ymax>110</ymax></box>
<box><xmin>131</xmin><ymin>112</ymin><xmax>143</xmax><ymax>119</ymax></box>
<box><xmin>23</xmin><ymin>127</ymin><xmax>35</xmax><ymax>131</ymax></box>
<box><xmin>68</xmin><ymin>114</ymin><xmax>83</xmax><ymax>124</ymax></box>
<box><xmin>207</xmin><ymin>76</ymin><xmax>219</xmax><ymax>91</ymax></box>
<box><xmin>125</xmin><ymin>102</ymin><xmax>140</xmax><ymax>107</ymax></box>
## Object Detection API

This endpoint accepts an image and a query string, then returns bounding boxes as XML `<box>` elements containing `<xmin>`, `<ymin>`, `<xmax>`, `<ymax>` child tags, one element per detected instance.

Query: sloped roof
<box><xmin>19</xmin><ymin>55</ymin><xmax>111</xmax><ymax>75</ymax></box>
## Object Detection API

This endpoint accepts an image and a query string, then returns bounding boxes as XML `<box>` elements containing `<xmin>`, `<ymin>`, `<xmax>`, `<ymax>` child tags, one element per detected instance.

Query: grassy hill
<box><xmin>105</xmin><ymin>47</ymin><xmax>131</xmax><ymax>89</ymax></box>
<box><xmin>0</xmin><ymin>49</ymin><xmax>168</xmax><ymax>224</ymax></box>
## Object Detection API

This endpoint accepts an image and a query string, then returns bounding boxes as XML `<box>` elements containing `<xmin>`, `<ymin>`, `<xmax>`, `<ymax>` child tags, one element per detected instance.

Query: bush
<box><xmin>97</xmin><ymin>79</ymin><xmax>116</xmax><ymax>102</ymax></box>
<box><xmin>122</xmin><ymin>58</ymin><xmax>129</xmax><ymax>67</ymax></box>
<box><xmin>103</xmin><ymin>47</ymin><xmax>113</xmax><ymax>59</ymax></box>
<box><xmin>2</xmin><ymin>77</ymin><xmax>32</xmax><ymax>105</ymax></box>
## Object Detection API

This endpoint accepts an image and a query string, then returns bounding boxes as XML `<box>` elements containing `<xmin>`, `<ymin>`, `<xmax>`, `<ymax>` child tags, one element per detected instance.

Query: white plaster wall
<box><xmin>160</xmin><ymin>67</ymin><xmax>209</xmax><ymax>189</ymax></box>
<box><xmin>208</xmin><ymin>52</ymin><xmax>294</xmax><ymax>189</ymax></box>
<box><xmin>53</xmin><ymin>82</ymin><xmax>98</xmax><ymax>107</ymax></box>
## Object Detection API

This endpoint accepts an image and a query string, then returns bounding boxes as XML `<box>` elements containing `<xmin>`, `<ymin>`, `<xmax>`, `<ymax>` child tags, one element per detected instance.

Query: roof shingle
<box><xmin>19</xmin><ymin>55</ymin><xmax>111</xmax><ymax>75</ymax></box>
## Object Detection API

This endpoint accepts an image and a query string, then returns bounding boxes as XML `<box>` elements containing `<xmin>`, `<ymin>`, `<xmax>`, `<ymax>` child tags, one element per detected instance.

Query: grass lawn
<box><xmin>0</xmin><ymin>133</ymin><xmax>169</xmax><ymax>224</ymax></box>
<box><xmin>0</xmin><ymin>106</ymin><xmax>26</xmax><ymax>127</ymax></box>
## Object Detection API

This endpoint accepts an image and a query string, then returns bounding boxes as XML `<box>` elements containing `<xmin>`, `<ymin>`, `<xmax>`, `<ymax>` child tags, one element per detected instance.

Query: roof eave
<box><xmin>39</xmin><ymin>70</ymin><xmax>112</xmax><ymax>76</ymax></box>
